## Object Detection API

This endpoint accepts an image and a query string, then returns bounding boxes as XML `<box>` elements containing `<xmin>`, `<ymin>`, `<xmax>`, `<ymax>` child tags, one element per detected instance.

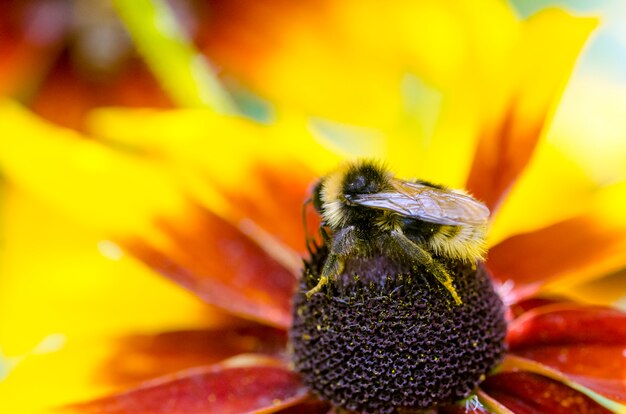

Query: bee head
<box><xmin>342</xmin><ymin>161</ymin><xmax>390</xmax><ymax>196</ymax></box>
<box><xmin>314</xmin><ymin>160</ymin><xmax>391</xmax><ymax>229</ymax></box>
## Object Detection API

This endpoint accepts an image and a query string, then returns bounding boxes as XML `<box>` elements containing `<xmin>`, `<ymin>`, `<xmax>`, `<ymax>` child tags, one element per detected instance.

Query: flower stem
<box><xmin>112</xmin><ymin>0</ymin><xmax>237</xmax><ymax>114</ymax></box>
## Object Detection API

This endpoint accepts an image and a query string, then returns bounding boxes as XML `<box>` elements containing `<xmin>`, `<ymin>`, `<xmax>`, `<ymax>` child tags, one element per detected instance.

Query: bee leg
<box><xmin>305</xmin><ymin>253</ymin><xmax>343</xmax><ymax>298</ymax></box>
<box><xmin>389</xmin><ymin>230</ymin><xmax>462</xmax><ymax>305</ymax></box>
<box><xmin>306</xmin><ymin>226</ymin><xmax>356</xmax><ymax>299</ymax></box>
<box><xmin>319</xmin><ymin>226</ymin><xmax>332</xmax><ymax>245</ymax></box>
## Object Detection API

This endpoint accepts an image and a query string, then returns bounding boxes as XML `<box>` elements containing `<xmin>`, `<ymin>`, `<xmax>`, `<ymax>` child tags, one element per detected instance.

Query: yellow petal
<box><xmin>0</xmin><ymin>337</ymin><xmax>117</xmax><ymax>414</ymax></box>
<box><xmin>201</xmin><ymin>0</ymin><xmax>518</xmax><ymax>127</ymax></box>
<box><xmin>86</xmin><ymin>107</ymin><xmax>340</xmax><ymax>182</ymax></box>
<box><xmin>510</xmin><ymin>9</ymin><xmax>597</xmax><ymax>133</ymax></box>
<box><xmin>86</xmin><ymin>107</ymin><xmax>342</xmax><ymax>236</ymax></box>
<box><xmin>488</xmin><ymin>141</ymin><xmax>596</xmax><ymax>246</ymax></box>
<box><xmin>552</xmin><ymin>270</ymin><xmax>626</xmax><ymax>308</ymax></box>
<box><xmin>197</xmin><ymin>0</ymin><xmax>521</xmax><ymax>186</ymax></box>
<box><xmin>550</xmin><ymin>77</ymin><xmax>626</xmax><ymax>185</ymax></box>
<box><xmin>0</xmin><ymin>100</ymin><xmax>186</xmax><ymax>236</ymax></box>
<box><xmin>0</xmin><ymin>188</ymin><xmax>234</xmax><ymax>413</ymax></box>
<box><xmin>0</xmin><ymin>102</ymin><xmax>244</xmax><ymax>410</ymax></box>
<box><xmin>488</xmin><ymin>181</ymin><xmax>626</xmax><ymax>299</ymax></box>
<box><xmin>371</xmin><ymin>0</ymin><xmax>519</xmax><ymax>186</ymax></box>
<box><xmin>466</xmin><ymin>9</ymin><xmax>597</xmax><ymax>211</ymax></box>
<box><xmin>544</xmin><ymin>181</ymin><xmax>626</xmax><ymax>296</ymax></box>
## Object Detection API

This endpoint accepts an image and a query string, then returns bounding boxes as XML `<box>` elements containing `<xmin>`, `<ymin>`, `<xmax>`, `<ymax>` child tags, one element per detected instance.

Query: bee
<box><xmin>306</xmin><ymin>159</ymin><xmax>490</xmax><ymax>305</ymax></box>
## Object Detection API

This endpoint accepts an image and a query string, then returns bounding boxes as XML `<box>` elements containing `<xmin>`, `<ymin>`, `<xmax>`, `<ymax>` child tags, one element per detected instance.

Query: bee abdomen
<box><xmin>428</xmin><ymin>224</ymin><xmax>487</xmax><ymax>262</ymax></box>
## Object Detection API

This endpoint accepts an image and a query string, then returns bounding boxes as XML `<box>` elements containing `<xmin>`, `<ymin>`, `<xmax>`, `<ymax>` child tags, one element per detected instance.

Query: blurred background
<box><xmin>1</xmin><ymin>0</ymin><xmax>626</xmax><ymax>412</ymax></box>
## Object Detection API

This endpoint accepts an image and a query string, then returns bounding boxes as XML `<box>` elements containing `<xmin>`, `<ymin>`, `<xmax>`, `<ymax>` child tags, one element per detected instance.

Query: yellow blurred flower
<box><xmin>1</xmin><ymin>0</ymin><xmax>626</xmax><ymax>413</ymax></box>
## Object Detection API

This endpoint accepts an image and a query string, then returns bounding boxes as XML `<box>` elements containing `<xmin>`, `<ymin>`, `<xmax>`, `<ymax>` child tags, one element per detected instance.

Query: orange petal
<box><xmin>487</xmin><ymin>215</ymin><xmax>626</xmax><ymax>299</ymax></box>
<box><xmin>101</xmin><ymin>325</ymin><xmax>287</xmax><ymax>387</ymax></box>
<box><xmin>64</xmin><ymin>355</ymin><xmax>310</xmax><ymax>414</ymax></box>
<box><xmin>466</xmin><ymin>10</ymin><xmax>596</xmax><ymax>212</ymax></box>
<box><xmin>481</xmin><ymin>372</ymin><xmax>611</xmax><ymax>414</ymax></box>
<box><xmin>214</xmin><ymin>161</ymin><xmax>319</xmax><ymax>256</ymax></box>
<box><xmin>124</xmin><ymin>204</ymin><xmax>297</xmax><ymax>329</ymax></box>
<box><xmin>507</xmin><ymin>304</ymin><xmax>626</xmax><ymax>403</ymax></box>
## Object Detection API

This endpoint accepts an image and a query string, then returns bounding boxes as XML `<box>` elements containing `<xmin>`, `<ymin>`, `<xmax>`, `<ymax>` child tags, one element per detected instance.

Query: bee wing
<box><xmin>346</xmin><ymin>179</ymin><xmax>490</xmax><ymax>226</ymax></box>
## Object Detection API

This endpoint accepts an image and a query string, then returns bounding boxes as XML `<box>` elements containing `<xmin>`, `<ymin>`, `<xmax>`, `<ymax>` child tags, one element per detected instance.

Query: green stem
<box><xmin>113</xmin><ymin>0</ymin><xmax>237</xmax><ymax>113</ymax></box>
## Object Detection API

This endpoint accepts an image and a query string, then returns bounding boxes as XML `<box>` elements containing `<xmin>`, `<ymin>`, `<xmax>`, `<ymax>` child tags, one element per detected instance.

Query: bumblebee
<box><xmin>306</xmin><ymin>160</ymin><xmax>490</xmax><ymax>304</ymax></box>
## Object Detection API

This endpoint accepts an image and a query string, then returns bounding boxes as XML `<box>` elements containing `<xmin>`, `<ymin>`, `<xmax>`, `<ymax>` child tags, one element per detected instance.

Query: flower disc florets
<box><xmin>289</xmin><ymin>246</ymin><xmax>507</xmax><ymax>413</ymax></box>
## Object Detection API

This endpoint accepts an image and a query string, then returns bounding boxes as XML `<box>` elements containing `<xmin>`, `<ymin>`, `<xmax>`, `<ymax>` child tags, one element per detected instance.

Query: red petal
<box><xmin>508</xmin><ymin>296</ymin><xmax>574</xmax><ymax>318</ymax></box>
<box><xmin>32</xmin><ymin>54</ymin><xmax>172</xmax><ymax>130</ymax></box>
<box><xmin>508</xmin><ymin>305</ymin><xmax>626</xmax><ymax>403</ymax></box>
<box><xmin>507</xmin><ymin>304</ymin><xmax>626</xmax><ymax>349</ymax></box>
<box><xmin>275</xmin><ymin>398</ymin><xmax>331</xmax><ymax>414</ymax></box>
<box><xmin>481</xmin><ymin>372</ymin><xmax>611</xmax><ymax>414</ymax></box>
<box><xmin>0</xmin><ymin>0</ymin><xmax>69</xmax><ymax>95</ymax></box>
<box><xmin>487</xmin><ymin>215</ymin><xmax>626</xmax><ymax>299</ymax></box>
<box><xmin>124</xmin><ymin>204</ymin><xmax>297</xmax><ymax>329</ymax></box>
<box><xmin>466</xmin><ymin>103</ymin><xmax>541</xmax><ymax>213</ymax></box>
<box><xmin>100</xmin><ymin>325</ymin><xmax>287</xmax><ymax>386</ymax></box>
<box><xmin>66</xmin><ymin>356</ymin><xmax>310</xmax><ymax>414</ymax></box>
<box><xmin>516</xmin><ymin>345</ymin><xmax>626</xmax><ymax>403</ymax></box>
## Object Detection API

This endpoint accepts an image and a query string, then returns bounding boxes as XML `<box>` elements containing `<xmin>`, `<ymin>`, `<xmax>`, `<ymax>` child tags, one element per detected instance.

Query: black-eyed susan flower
<box><xmin>2</xmin><ymin>0</ymin><xmax>626</xmax><ymax>413</ymax></box>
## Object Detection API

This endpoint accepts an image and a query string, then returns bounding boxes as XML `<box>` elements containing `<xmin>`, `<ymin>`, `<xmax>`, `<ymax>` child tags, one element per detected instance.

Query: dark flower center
<box><xmin>289</xmin><ymin>245</ymin><xmax>507</xmax><ymax>413</ymax></box>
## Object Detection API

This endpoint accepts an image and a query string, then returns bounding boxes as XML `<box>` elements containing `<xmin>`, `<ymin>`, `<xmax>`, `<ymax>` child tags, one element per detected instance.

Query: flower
<box><xmin>2</xmin><ymin>0</ymin><xmax>626</xmax><ymax>413</ymax></box>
